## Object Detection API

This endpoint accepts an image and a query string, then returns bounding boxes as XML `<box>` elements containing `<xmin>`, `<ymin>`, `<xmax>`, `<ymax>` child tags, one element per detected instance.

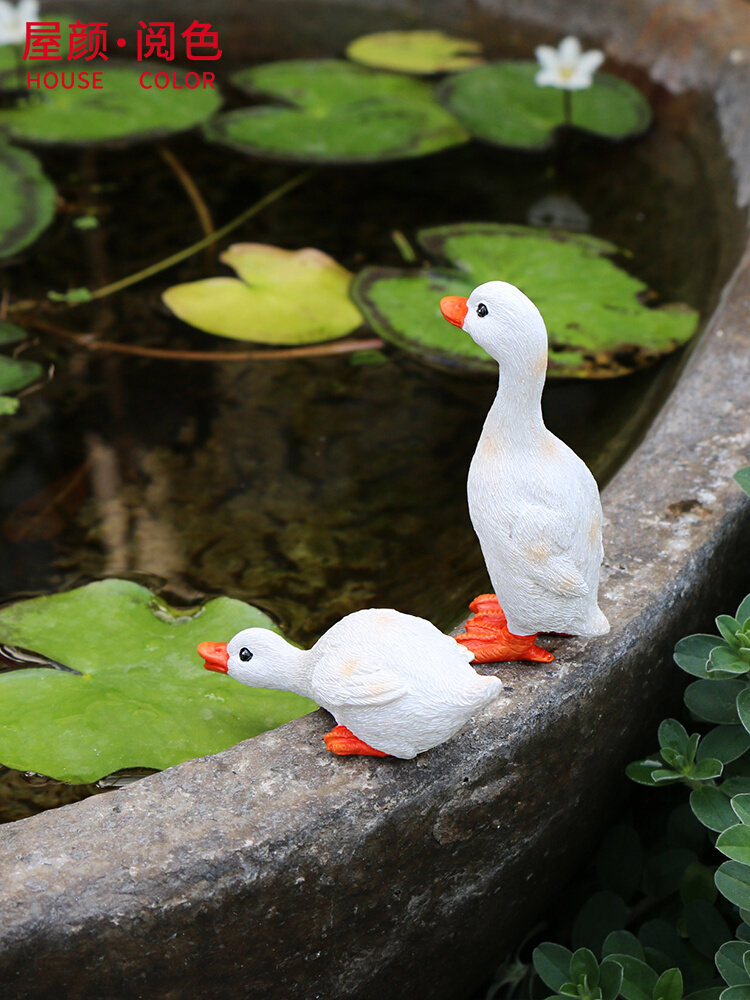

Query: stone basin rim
<box><xmin>2</xmin><ymin>1</ymin><xmax>750</xmax><ymax>998</ymax></box>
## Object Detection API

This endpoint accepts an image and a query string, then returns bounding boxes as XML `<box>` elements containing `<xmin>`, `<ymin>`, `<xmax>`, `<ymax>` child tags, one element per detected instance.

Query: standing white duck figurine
<box><xmin>440</xmin><ymin>281</ymin><xmax>610</xmax><ymax>664</ymax></box>
<box><xmin>198</xmin><ymin>608</ymin><xmax>503</xmax><ymax>758</ymax></box>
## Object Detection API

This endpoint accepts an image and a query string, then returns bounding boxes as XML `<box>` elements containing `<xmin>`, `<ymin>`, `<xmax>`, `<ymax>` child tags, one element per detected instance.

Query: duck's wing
<box><xmin>509</xmin><ymin>503</ymin><xmax>590</xmax><ymax>597</ymax></box>
<box><xmin>311</xmin><ymin>653</ymin><xmax>408</xmax><ymax>710</ymax></box>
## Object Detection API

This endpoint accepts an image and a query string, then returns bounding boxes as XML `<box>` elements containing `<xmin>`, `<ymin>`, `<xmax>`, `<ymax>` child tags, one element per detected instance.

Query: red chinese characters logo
<box><xmin>135</xmin><ymin>21</ymin><xmax>221</xmax><ymax>61</ymax></box>
<box><xmin>181</xmin><ymin>20</ymin><xmax>222</xmax><ymax>61</ymax></box>
<box><xmin>137</xmin><ymin>21</ymin><xmax>174</xmax><ymax>61</ymax></box>
<box><xmin>68</xmin><ymin>22</ymin><xmax>108</xmax><ymax>61</ymax></box>
<box><xmin>23</xmin><ymin>21</ymin><xmax>223</xmax><ymax>62</ymax></box>
<box><xmin>23</xmin><ymin>21</ymin><xmax>62</xmax><ymax>60</ymax></box>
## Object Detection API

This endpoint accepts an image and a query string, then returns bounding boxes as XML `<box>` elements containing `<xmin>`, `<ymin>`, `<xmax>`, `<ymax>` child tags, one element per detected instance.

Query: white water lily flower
<box><xmin>534</xmin><ymin>36</ymin><xmax>604</xmax><ymax>91</ymax></box>
<box><xmin>0</xmin><ymin>0</ymin><xmax>40</xmax><ymax>47</ymax></box>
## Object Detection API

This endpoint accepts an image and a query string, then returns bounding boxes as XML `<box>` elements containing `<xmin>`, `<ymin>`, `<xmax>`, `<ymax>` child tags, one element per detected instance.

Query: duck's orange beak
<box><xmin>198</xmin><ymin>641</ymin><xmax>229</xmax><ymax>674</ymax></box>
<box><xmin>440</xmin><ymin>296</ymin><xmax>469</xmax><ymax>328</ymax></box>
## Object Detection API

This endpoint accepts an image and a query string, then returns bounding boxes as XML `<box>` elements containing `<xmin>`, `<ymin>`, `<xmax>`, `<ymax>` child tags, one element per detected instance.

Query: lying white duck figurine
<box><xmin>440</xmin><ymin>281</ymin><xmax>610</xmax><ymax>663</ymax></box>
<box><xmin>198</xmin><ymin>608</ymin><xmax>503</xmax><ymax>758</ymax></box>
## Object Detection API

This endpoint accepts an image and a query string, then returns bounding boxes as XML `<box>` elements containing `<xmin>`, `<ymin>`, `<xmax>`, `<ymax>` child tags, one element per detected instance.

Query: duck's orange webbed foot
<box><xmin>455</xmin><ymin>593</ymin><xmax>555</xmax><ymax>664</ymax></box>
<box><xmin>323</xmin><ymin>725</ymin><xmax>390</xmax><ymax>757</ymax></box>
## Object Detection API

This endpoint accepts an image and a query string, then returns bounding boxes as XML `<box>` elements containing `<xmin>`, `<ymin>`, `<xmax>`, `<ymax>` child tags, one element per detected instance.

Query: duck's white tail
<box><xmin>579</xmin><ymin>607</ymin><xmax>610</xmax><ymax>637</ymax></box>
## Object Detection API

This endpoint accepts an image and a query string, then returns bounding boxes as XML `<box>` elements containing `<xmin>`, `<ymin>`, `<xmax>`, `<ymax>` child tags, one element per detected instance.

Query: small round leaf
<box><xmin>346</xmin><ymin>30</ymin><xmax>483</xmax><ymax>75</ymax></box>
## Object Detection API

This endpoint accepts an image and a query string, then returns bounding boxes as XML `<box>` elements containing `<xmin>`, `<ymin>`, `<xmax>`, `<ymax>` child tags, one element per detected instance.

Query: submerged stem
<box><xmin>157</xmin><ymin>144</ymin><xmax>215</xmax><ymax>254</ymax></box>
<box><xmin>88</xmin><ymin>169</ymin><xmax>315</xmax><ymax>301</ymax></box>
<box><xmin>10</xmin><ymin>170</ymin><xmax>315</xmax><ymax>315</ymax></box>
<box><xmin>27</xmin><ymin>317</ymin><xmax>384</xmax><ymax>362</ymax></box>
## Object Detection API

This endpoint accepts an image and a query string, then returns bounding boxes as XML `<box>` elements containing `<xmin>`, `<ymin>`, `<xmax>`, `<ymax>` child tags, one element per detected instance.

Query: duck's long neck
<box><xmin>483</xmin><ymin>362</ymin><xmax>547</xmax><ymax>448</ymax></box>
<box><xmin>263</xmin><ymin>644</ymin><xmax>315</xmax><ymax>700</ymax></box>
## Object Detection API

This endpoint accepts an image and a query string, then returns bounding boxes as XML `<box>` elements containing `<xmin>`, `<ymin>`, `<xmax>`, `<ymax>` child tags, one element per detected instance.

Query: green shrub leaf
<box><xmin>352</xmin><ymin>223</ymin><xmax>699</xmax><ymax>378</ymax></box>
<box><xmin>691</xmin><ymin>758</ymin><xmax>724</xmax><ymax>781</ymax></box>
<box><xmin>601</xmin><ymin>961</ymin><xmax>625</xmax><ymax>1000</ymax></box>
<box><xmin>572</xmin><ymin>891</ymin><xmax>627</xmax><ymax>955</ymax></box>
<box><xmin>606</xmin><ymin>954</ymin><xmax>659</xmax><ymax>1000</ymax></box>
<box><xmin>652</xmin><ymin>770</ymin><xmax>685</xmax><ymax>784</ymax></box>
<box><xmin>660</xmin><ymin>719</ymin><xmax>690</xmax><ymax>753</ymax></box>
<box><xmin>162</xmin><ymin>243</ymin><xmax>363</xmax><ymax>344</ymax></box>
<box><xmin>736</xmin><ymin>595</ymin><xmax>750</xmax><ymax>625</ymax></box>
<box><xmin>724</xmin><ymin>779</ymin><xmax>750</xmax><ymax>798</ymax></box>
<box><xmin>732</xmin><ymin>795</ymin><xmax>750</xmax><ymax>826</ymax></box>
<box><xmin>534</xmin><ymin>943</ymin><xmax>574</xmax><ymax>992</ymax></box>
<box><xmin>627</xmin><ymin>758</ymin><xmax>665</xmax><ymax>786</ymax></box>
<box><xmin>717</xmin><ymin>617</ymin><xmax>743</xmax><ymax>648</ymax></box>
<box><xmin>717</xmin><ymin>825</ymin><xmax>750</xmax><ymax>866</ymax></box>
<box><xmin>734</xmin><ymin>469</ymin><xmax>750</xmax><ymax>498</ymax></box>
<box><xmin>719</xmin><ymin>987</ymin><xmax>750</xmax><ymax>1000</ymax></box>
<box><xmin>716</xmin><ymin>861</ymin><xmax>750</xmax><ymax>909</ymax></box>
<box><xmin>644</xmin><ymin>850</ymin><xmax>697</xmax><ymax>899</ymax></box>
<box><xmin>603</xmin><ymin>931</ymin><xmax>645</xmax><ymax>962</ymax></box>
<box><xmin>436</xmin><ymin>61</ymin><xmax>652</xmax><ymax>151</ymax></box>
<box><xmin>653</xmin><ymin>968</ymin><xmax>683</xmax><ymax>1000</ymax></box>
<box><xmin>683</xmin><ymin>900</ymin><xmax>731</xmax><ymax>958</ymax></box>
<box><xmin>716</xmin><ymin>942</ymin><xmax>750</xmax><ymax>987</ymax></box>
<box><xmin>639</xmin><ymin>919</ymin><xmax>693</xmax><ymax>974</ymax></box>
<box><xmin>570</xmin><ymin>948</ymin><xmax>600</xmax><ymax>989</ymax></box>
<box><xmin>735</xmin><ymin>690</ymin><xmax>750</xmax><ymax>738</ymax></box>
<box><xmin>684</xmin><ymin>680</ymin><xmax>744</xmax><ymax>725</ymax></box>
<box><xmin>699</xmin><ymin>727</ymin><xmax>750</xmax><ymax>765</ymax></box>
<box><xmin>709</xmin><ymin>646</ymin><xmax>750</xmax><ymax>676</ymax></box>
<box><xmin>204</xmin><ymin>60</ymin><xmax>468</xmax><ymax>164</ymax></box>
<box><xmin>0</xmin><ymin>579</ymin><xmax>317</xmax><ymax>783</ymax></box>
<box><xmin>690</xmin><ymin>786</ymin><xmax>737</xmax><ymax>833</ymax></box>
<box><xmin>675</xmin><ymin>635</ymin><xmax>727</xmax><ymax>679</ymax></box>
<box><xmin>681</xmin><ymin>862</ymin><xmax>720</xmax><ymax>905</ymax></box>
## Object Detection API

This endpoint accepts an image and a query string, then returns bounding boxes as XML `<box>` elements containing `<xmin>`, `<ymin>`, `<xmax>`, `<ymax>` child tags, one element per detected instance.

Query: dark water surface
<box><xmin>0</xmin><ymin>3</ymin><xmax>744</xmax><ymax>817</ymax></box>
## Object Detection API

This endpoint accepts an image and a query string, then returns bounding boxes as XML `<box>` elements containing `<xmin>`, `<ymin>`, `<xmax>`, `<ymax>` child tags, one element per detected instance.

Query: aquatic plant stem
<box><xmin>5</xmin><ymin>170</ymin><xmax>316</xmax><ymax>315</ymax></box>
<box><xmin>157</xmin><ymin>144</ymin><xmax>215</xmax><ymax>266</ymax></box>
<box><xmin>562</xmin><ymin>90</ymin><xmax>572</xmax><ymax>125</ymax></box>
<box><xmin>87</xmin><ymin>169</ymin><xmax>314</xmax><ymax>302</ymax></box>
<box><xmin>26</xmin><ymin>317</ymin><xmax>384</xmax><ymax>362</ymax></box>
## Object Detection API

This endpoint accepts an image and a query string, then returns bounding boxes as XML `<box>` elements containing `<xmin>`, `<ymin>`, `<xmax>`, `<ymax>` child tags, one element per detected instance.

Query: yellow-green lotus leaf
<box><xmin>163</xmin><ymin>243</ymin><xmax>364</xmax><ymax>344</ymax></box>
<box><xmin>346</xmin><ymin>30</ymin><xmax>483</xmax><ymax>75</ymax></box>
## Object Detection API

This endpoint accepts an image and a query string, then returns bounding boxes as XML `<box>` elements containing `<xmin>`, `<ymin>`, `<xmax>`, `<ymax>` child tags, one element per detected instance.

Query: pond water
<box><xmin>0</xmin><ymin>1</ymin><xmax>744</xmax><ymax>818</ymax></box>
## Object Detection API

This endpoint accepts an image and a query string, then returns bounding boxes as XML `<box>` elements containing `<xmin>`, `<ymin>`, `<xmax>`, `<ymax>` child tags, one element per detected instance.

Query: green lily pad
<box><xmin>0</xmin><ymin>138</ymin><xmax>55</xmax><ymax>258</ymax></box>
<box><xmin>204</xmin><ymin>59</ymin><xmax>468</xmax><ymax>164</ymax></box>
<box><xmin>0</xmin><ymin>579</ymin><xmax>317</xmax><ymax>783</ymax></box>
<box><xmin>345</xmin><ymin>30</ymin><xmax>483</xmax><ymax>75</ymax></box>
<box><xmin>0</xmin><ymin>61</ymin><xmax>222</xmax><ymax>146</ymax></box>
<box><xmin>351</xmin><ymin>223</ymin><xmax>699</xmax><ymax>378</ymax></box>
<box><xmin>437</xmin><ymin>61</ymin><xmax>652</xmax><ymax>151</ymax></box>
<box><xmin>163</xmin><ymin>243</ymin><xmax>364</xmax><ymax>344</ymax></box>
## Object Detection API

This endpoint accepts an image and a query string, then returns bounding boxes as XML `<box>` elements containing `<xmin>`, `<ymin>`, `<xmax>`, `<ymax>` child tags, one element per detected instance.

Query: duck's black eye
<box><xmin>477</xmin><ymin>303</ymin><xmax>488</xmax><ymax>318</ymax></box>
<box><xmin>239</xmin><ymin>647</ymin><xmax>253</xmax><ymax>662</ymax></box>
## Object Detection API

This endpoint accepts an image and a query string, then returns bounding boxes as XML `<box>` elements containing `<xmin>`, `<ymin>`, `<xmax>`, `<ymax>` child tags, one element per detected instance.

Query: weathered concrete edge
<box><xmin>1</xmin><ymin>2</ymin><xmax>750</xmax><ymax>998</ymax></box>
